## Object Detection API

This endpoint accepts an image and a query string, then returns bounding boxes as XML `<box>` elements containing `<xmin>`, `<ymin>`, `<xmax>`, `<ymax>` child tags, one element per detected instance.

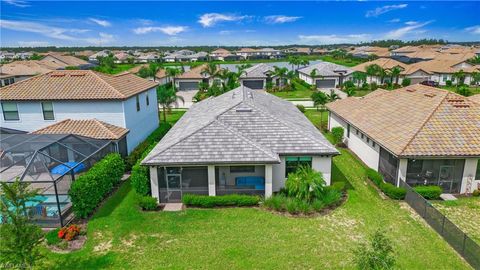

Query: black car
<box><xmin>420</xmin><ymin>80</ymin><xmax>439</xmax><ymax>87</ymax></box>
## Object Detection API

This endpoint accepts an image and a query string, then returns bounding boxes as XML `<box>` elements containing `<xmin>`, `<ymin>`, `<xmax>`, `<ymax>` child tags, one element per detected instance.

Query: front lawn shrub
<box><xmin>331</xmin><ymin>127</ymin><xmax>344</xmax><ymax>145</ymax></box>
<box><xmin>125</xmin><ymin>123</ymin><xmax>171</xmax><ymax>171</ymax></box>
<box><xmin>320</xmin><ymin>188</ymin><xmax>342</xmax><ymax>206</ymax></box>
<box><xmin>296</xmin><ymin>104</ymin><xmax>306</xmax><ymax>113</ymax></box>
<box><xmin>354</xmin><ymin>229</ymin><xmax>396</xmax><ymax>270</ymax></box>
<box><xmin>414</xmin><ymin>186</ymin><xmax>442</xmax><ymax>200</ymax></box>
<box><xmin>370</xmin><ymin>82</ymin><xmax>378</xmax><ymax>91</ymax></box>
<box><xmin>401</xmin><ymin>78</ymin><xmax>411</xmax><ymax>87</ymax></box>
<box><xmin>379</xmin><ymin>183</ymin><xmax>406</xmax><ymax>200</ymax></box>
<box><xmin>138</xmin><ymin>196</ymin><xmax>158</xmax><ymax>211</ymax></box>
<box><xmin>45</xmin><ymin>228</ymin><xmax>61</xmax><ymax>246</ymax></box>
<box><xmin>130</xmin><ymin>143</ymin><xmax>156</xmax><ymax>196</ymax></box>
<box><xmin>69</xmin><ymin>153</ymin><xmax>125</xmax><ymax>218</ymax></box>
<box><xmin>285</xmin><ymin>166</ymin><xmax>327</xmax><ymax>202</ymax></box>
<box><xmin>366</xmin><ymin>168</ymin><xmax>383</xmax><ymax>186</ymax></box>
<box><xmin>312</xmin><ymin>199</ymin><xmax>325</xmax><ymax>212</ymax></box>
<box><xmin>286</xmin><ymin>199</ymin><xmax>300</xmax><ymax>214</ymax></box>
<box><xmin>297</xmin><ymin>199</ymin><xmax>313</xmax><ymax>215</ymax></box>
<box><xmin>182</xmin><ymin>194</ymin><xmax>260</xmax><ymax>208</ymax></box>
<box><xmin>58</xmin><ymin>224</ymin><xmax>81</xmax><ymax>241</ymax></box>
<box><xmin>264</xmin><ymin>194</ymin><xmax>287</xmax><ymax>212</ymax></box>
<box><xmin>473</xmin><ymin>189</ymin><xmax>480</xmax><ymax>197</ymax></box>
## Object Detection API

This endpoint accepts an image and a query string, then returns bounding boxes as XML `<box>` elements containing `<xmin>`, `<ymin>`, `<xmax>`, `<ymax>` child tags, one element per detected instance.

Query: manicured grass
<box><xmin>433</xmin><ymin>196</ymin><xmax>480</xmax><ymax>244</ymax></box>
<box><xmin>304</xmin><ymin>110</ymin><xmax>328</xmax><ymax>130</ymax></box>
<box><xmin>42</xmin><ymin>132</ymin><xmax>470</xmax><ymax>269</ymax></box>
<box><xmin>440</xmin><ymin>85</ymin><xmax>480</xmax><ymax>96</ymax></box>
<box><xmin>93</xmin><ymin>64</ymin><xmax>139</xmax><ymax>74</ymax></box>
<box><xmin>165</xmin><ymin>110</ymin><xmax>186</xmax><ymax>125</ymax></box>
<box><xmin>272</xmin><ymin>80</ymin><xmax>314</xmax><ymax>99</ymax></box>
<box><xmin>319</xmin><ymin>55</ymin><xmax>366</xmax><ymax>67</ymax></box>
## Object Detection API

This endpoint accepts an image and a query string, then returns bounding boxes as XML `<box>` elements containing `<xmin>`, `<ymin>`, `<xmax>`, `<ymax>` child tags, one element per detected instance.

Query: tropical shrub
<box><xmin>331</xmin><ymin>127</ymin><xmax>344</xmax><ymax>145</ymax></box>
<box><xmin>401</xmin><ymin>78</ymin><xmax>411</xmax><ymax>87</ymax></box>
<box><xmin>414</xmin><ymin>186</ymin><xmax>442</xmax><ymax>200</ymax></box>
<box><xmin>138</xmin><ymin>196</ymin><xmax>158</xmax><ymax>211</ymax></box>
<box><xmin>354</xmin><ymin>229</ymin><xmax>396</xmax><ymax>270</ymax></box>
<box><xmin>446</xmin><ymin>80</ymin><xmax>452</xmax><ymax>87</ymax></box>
<box><xmin>130</xmin><ymin>143</ymin><xmax>156</xmax><ymax>196</ymax></box>
<box><xmin>45</xmin><ymin>228</ymin><xmax>61</xmax><ymax>246</ymax></box>
<box><xmin>472</xmin><ymin>189</ymin><xmax>480</xmax><ymax>197</ymax></box>
<box><xmin>263</xmin><ymin>194</ymin><xmax>287</xmax><ymax>212</ymax></box>
<box><xmin>69</xmin><ymin>153</ymin><xmax>125</xmax><ymax>218</ymax></box>
<box><xmin>366</xmin><ymin>168</ymin><xmax>383</xmax><ymax>186</ymax></box>
<box><xmin>182</xmin><ymin>194</ymin><xmax>260</xmax><ymax>208</ymax></box>
<box><xmin>370</xmin><ymin>82</ymin><xmax>378</xmax><ymax>91</ymax></box>
<box><xmin>296</xmin><ymin>104</ymin><xmax>306</xmax><ymax>113</ymax></box>
<box><xmin>285</xmin><ymin>166</ymin><xmax>327</xmax><ymax>202</ymax></box>
<box><xmin>58</xmin><ymin>224</ymin><xmax>81</xmax><ymax>241</ymax></box>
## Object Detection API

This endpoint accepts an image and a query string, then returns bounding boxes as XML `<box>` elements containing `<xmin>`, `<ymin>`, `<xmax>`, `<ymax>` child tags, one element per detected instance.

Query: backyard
<box><xmin>433</xmin><ymin>197</ymin><xmax>480</xmax><ymax>245</ymax></box>
<box><xmin>39</xmin><ymin>112</ymin><xmax>470</xmax><ymax>269</ymax></box>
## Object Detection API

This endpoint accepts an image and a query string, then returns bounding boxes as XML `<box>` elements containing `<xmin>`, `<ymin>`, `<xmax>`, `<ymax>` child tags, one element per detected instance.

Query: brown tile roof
<box><xmin>0</xmin><ymin>70</ymin><xmax>158</xmax><ymax>101</ymax></box>
<box><xmin>469</xmin><ymin>94</ymin><xmax>480</xmax><ymax>104</ymax></box>
<box><xmin>211</xmin><ymin>48</ymin><xmax>231</xmax><ymax>55</ymax></box>
<box><xmin>0</xmin><ymin>60</ymin><xmax>62</xmax><ymax>76</ymax></box>
<box><xmin>327</xmin><ymin>84</ymin><xmax>480</xmax><ymax>157</ymax></box>
<box><xmin>41</xmin><ymin>53</ymin><xmax>89</xmax><ymax>67</ymax></box>
<box><xmin>352</xmin><ymin>58</ymin><xmax>408</xmax><ymax>72</ymax></box>
<box><xmin>32</xmin><ymin>119</ymin><xmax>129</xmax><ymax>140</ymax></box>
<box><xmin>402</xmin><ymin>58</ymin><xmax>478</xmax><ymax>75</ymax></box>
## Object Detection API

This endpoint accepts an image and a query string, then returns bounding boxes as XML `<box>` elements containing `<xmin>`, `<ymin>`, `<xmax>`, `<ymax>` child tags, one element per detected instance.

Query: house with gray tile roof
<box><xmin>298</xmin><ymin>61</ymin><xmax>354</xmax><ymax>89</ymax></box>
<box><xmin>142</xmin><ymin>86</ymin><xmax>338</xmax><ymax>203</ymax></box>
<box><xmin>239</xmin><ymin>63</ymin><xmax>281</xmax><ymax>90</ymax></box>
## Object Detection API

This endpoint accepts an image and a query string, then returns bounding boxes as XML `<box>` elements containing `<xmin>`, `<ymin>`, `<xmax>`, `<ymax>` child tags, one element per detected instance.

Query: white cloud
<box><xmin>404</xmin><ymin>21</ymin><xmax>418</xmax><ymax>26</ymax></box>
<box><xmin>18</xmin><ymin>41</ymin><xmax>49</xmax><ymax>47</ymax></box>
<box><xmin>264</xmin><ymin>15</ymin><xmax>301</xmax><ymax>24</ymax></box>
<box><xmin>383</xmin><ymin>21</ymin><xmax>433</xmax><ymax>39</ymax></box>
<box><xmin>88</xmin><ymin>18</ymin><xmax>111</xmax><ymax>27</ymax></box>
<box><xmin>0</xmin><ymin>19</ymin><xmax>87</xmax><ymax>40</ymax></box>
<box><xmin>133</xmin><ymin>26</ymin><xmax>187</xmax><ymax>35</ymax></box>
<box><xmin>3</xmin><ymin>0</ymin><xmax>29</xmax><ymax>7</ymax></box>
<box><xmin>366</xmin><ymin>4</ymin><xmax>407</xmax><ymax>17</ymax></box>
<box><xmin>84</xmin><ymin>32</ymin><xmax>115</xmax><ymax>45</ymax></box>
<box><xmin>388</xmin><ymin>18</ymin><xmax>401</xmax><ymax>23</ymax></box>
<box><xmin>465</xmin><ymin>25</ymin><xmax>480</xmax><ymax>35</ymax></box>
<box><xmin>198</xmin><ymin>13</ymin><xmax>247</xmax><ymax>27</ymax></box>
<box><xmin>298</xmin><ymin>34</ymin><xmax>372</xmax><ymax>44</ymax></box>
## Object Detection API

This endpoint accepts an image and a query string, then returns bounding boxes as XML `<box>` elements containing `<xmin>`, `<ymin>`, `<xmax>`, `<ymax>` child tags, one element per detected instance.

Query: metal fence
<box><xmin>399</xmin><ymin>181</ymin><xmax>480</xmax><ymax>270</ymax></box>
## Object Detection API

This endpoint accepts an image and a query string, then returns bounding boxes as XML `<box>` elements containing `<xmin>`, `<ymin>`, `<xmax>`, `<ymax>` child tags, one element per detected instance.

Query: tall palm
<box><xmin>390</xmin><ymin>66</ymin><xmax>402</xmax><ymax>85</ymax></box>
<box><xmin>300</xmin><ymin>57</ymin><xmax>310</xmax><ymax>69</ymax></box>
<box><xmin>327</xmin><ymin>89</ymin><xmax>340</xmax><ymax>102</ymax></box>
<box><xmin>378</xmin><ymin>67</ymin><xmax>387</xmax><ymax>85</ymax></box>
<box><xmin>365</xmin><ymin>64</ymin><xmax>380</xmax><ymax>84</ymax></box>
<box><xmin>217</xmin><ymin>69</ymin><xmax>232</xmax><ymax>92</ymax></box>
<box><xmin>288</xmin><ymin>55</ymin><xmax>300</xmax><ymax>71</ymax></box>
<box><xmin>452</xmin><ymin>70</ymin><xmax>466</xmax><ymax>87</ymax></box>
<box><xmin>273</xmin><ymin>66</ymin><xmax>288</xmax><ymax>89</ymax></box>
<box><xmin>203</xmin><ymin>63</ymin><xmax>219</xmax><ymax>78</ymax></box>
<box><xmin>148</xmin><ymin>63</ymin><xmax>161</xmax><ymax>82</ymax></box>
<box><xmin>166</xmin><ymin>67</ymin><xmax>182</xmax><ymax>91</ymax></box>
<box><xmin>157</xmin><ymin>85</ymin><xmax>185</xmax><ymax>123</ymax></box>
<box><xmin>471</xmin><ymin>71</ymin><xmax>480</xmax><ymax>90</ymax></box>
<box><xmin>311</xmin><ymin>91</ymin><xmax>329</xmax><ymax>130</ymax></box>
<box><xmin>352</xmin><ymin>71</ymin><xmax>367</xmax><ymax>88</ymax></box>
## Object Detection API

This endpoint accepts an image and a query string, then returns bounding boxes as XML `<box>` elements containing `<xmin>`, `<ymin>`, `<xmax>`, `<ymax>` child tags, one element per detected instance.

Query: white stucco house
<box><xmin>327</xmin><ymin>84</ymin><xmax>480</xmax><ymax>194</ymax></box>
<box><xmin>0</xmin><ymin>70</ymin><xmax>159</xmax><ymax>154</ymax></box>
<box><xmin>298</xmin><ymin>62</ymin><xmax>353</xmax><ymax>88</ymax></box>
<box><xmin>239</xmin><ymin>63</ymin><xmax>279</xmax><ymax>90</ymax></box>
<box><xmin>142</xmin><ymin>86</ymin><xmax>338</xmax><ymax>203</ymax></box>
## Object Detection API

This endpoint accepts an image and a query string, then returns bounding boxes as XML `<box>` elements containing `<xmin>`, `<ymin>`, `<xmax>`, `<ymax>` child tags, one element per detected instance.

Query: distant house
<box><xmin>113</xmin><ymin>52</ymin><xmax>133</xmax><ymax>63</ymax></box>
<box><xmin>350</xmin><ymin>46</ymin><xmax>390</xmax><ymax>59</ymax></box>
<box><xmin>235</xmin><ymin>48</ymin><xmax>283</xmax><ymax>60</ymax></box>
<box><xmin>401</xmin><ymin>58</ymin><xmax>479</xmax><ymax>85</ymax></box>
<box><xmin>142</xmin><ymin>86</ymin><xmax>338</xmax><ymax>203</ymax></box>
<box><xmin>284</xmin><ymin>47</ymin><xmax>312</xmax><ymax>55</ymax></box>
<box><xmin>163</xmin><ymin>50</ymin><xmax>195</xmax><ymax>62</ymax></box>
<box><xmin>136</xmin><ymin>53</ymin><xmax>160</xmax><ymax>63</ymax></box>
<box><xmin>128</xmin><ymin>64</ymin><xmax>171</xmax><ymax>85</ymax></box>
<box><xmin>88</xmin><ymin>50</ymin><xmax>111</xmax><ymax>62</ymax></box>
<box><xmin>298</xmin><ymin>62</ymin><xmax>353</xmax><ymax>88</ymax></box>
<box><xmin>175</xmin><ymin>64</ymin><xmax>216</xmax><ymax>91</ymax></box>
<box><xmin>239</xmin><ymin>63</ymin><xmax>279</xmax><ymax>90</ymax></box>
<box><xmin>352</xmin><ymin>58</ymin><xmax>408</xmax><ymax>84</ymax></box>
<box><xmin>0</xmin><ymin>60</ymin><xmax>63</xmax><ymax>86</ymax></box>
<box><xmin>0</xmin><ymin>70</ymin><xmax>159</xmax><ymax>153</ymax></box>
<box><xmin>327</xmin><ymin>84</ymin><xmax>480</xmax><ymax>194</ymax></box>
<box><xmin>210</xmin><ymin>48</ymin><xmax>241</xmax><ymax>61</ymax></box>
<box><xmin>41</xmin><ymin>53</ymin><xmax>92</xmax><ymax>69</ymax></box>
<box><xmin>0</xmin><ymin>51</ymin><xmax>16</xmax><ymax>61</ymax></box>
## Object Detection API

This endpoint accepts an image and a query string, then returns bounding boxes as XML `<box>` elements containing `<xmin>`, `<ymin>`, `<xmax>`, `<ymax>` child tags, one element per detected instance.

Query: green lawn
<box><xmin>318</xmin><ymin>55</ymin><xmax>366</xmax><ymax>67</ymax></box>
<box><xmin>433</xmin><ymin>197</ymin><xmax>480</xmax><ymax>244</ymax></box>
<box><xmin>41</xmin><ymin>112</ymin><xmax>470</xmax><ymax>269</ymax></box>
<box><xmin>272</xmin><ymin>80</ymin><xmax>314</xmax><ymax>99</ymax></box>
<box><xmin>93</xmin><ymin>64</ymin><xmax>139</xmax><ymax>74</ymax></box>
<box><xmin>440</xmin><ymin>85</ymin><xmax>480</xmax><ymax>96</ymax></box>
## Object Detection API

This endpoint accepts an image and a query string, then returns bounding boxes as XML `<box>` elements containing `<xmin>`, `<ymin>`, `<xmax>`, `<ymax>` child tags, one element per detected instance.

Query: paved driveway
<box><xmin>176</xmin><ymin>90</ymin><xmax>198</xmax><ymax>108</ymax></box>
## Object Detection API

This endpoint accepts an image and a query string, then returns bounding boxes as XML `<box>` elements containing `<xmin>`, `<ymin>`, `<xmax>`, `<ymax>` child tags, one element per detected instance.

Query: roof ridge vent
<box><xmin>424</xmin><ymin>93</ymin><xmax>436</xmax><ymax>98</ymax></box>
<box><xmin>406</xmin><ymin>88</ymin><xmax>416</xmax><ymax>92</ymax></box>
<box><xmin>50</xmin><ymin>73</ymin><xmax>66</xmax><ymax>77</ymax></box>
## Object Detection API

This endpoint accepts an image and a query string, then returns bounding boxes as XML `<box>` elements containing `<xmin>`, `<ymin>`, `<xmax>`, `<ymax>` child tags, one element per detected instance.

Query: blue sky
<box><xmin>1</xmin><ymin>1</ymin><xmax>479</xmax><ymax>47</ymax></box>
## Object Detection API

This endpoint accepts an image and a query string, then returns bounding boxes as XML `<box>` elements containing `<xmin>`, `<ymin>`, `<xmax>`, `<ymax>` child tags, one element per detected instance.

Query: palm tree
<box><xmin>157</xmin><ymin>85</ymin><xmax>185</xmax><ymax>123</ymax></box>
<box><xmin>311</xmin><ymin>91</ymin><xmax>329</xmax><ymax>130</ymax></box>
<box><xmin>288</xmin><ymin>55</ymin><xmax>300</xmax><ymax>71</ymax></box>
<box><xmin>165</xmin><ymin>67</ymin><xmax>182</xmax><ymax>91</ymax></box>
<box><xmin>203</xmin><ymin>62</ymin><xmax>219</xmax><ymax>78</ymax></box>
<box><xmin>471</xmin><ymin>71</ymin><xmax>480</xmax><ymax>90</ymax></box>
<box><xmin>273</xmin><ymin>66</ymin><xmax>288</xmax><ymax>89</ymax></box>
<box><xmin>352</xmin><ymin>71</ymin><xmax>367</xmax><ymax>88</ymax></box>
<box><xmin>327</xmin><ymin>89</ymin><xmax>340</xmax><ymax>102</ymax></box>
<box><xmin>365</xmin><ymin>64</ymin><xmax>380</xmax><ymax>84</ymax></box>
<box><xmin>378</xmin><ymin>67</ymin><xmax>387</xmax><ymax>85</ymax></box>
<box><xmin>148</xmin><ymin>63</ymin><xmax>161</xmax><ymax>82</ymax></box>
<box><xmin>300</xmin><ymin>57</ymin><xmax>310</xmax><ymax>68</ymax></box>
<box><xmin>452</xmin><ymin>70</ymin><xmax>466</xmax><ymax>87</ymax></box>
<box><xmin>390</xmin><ymin>66</ymin><xmax>402</xmax><ymax>85</ymax></box>
<box><xmin>216</xmin><ymin>69</ymin><xmax>232</xmax><ymax>92</ymax></box>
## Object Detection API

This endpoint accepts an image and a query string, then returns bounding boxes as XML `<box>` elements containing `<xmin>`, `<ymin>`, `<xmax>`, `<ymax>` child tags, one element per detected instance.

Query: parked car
<box><xmin>421</xmin><ymin>80</ymin><xmax>439</xmax><ymax>87</ymax></box>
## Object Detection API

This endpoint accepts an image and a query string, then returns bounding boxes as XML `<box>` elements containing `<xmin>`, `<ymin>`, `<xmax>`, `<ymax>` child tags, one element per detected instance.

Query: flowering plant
<box><xmin>57</xmin><ymin>224</ymin><xmax>81</xmax><ymax>241</ymax></box>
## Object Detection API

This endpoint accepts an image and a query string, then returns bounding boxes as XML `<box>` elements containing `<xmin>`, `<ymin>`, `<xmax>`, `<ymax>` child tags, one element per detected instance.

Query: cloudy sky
<box><xmin>1</xmin><ymin>1</ymin><xmax>479</xmax><ymax>47</ymax></box>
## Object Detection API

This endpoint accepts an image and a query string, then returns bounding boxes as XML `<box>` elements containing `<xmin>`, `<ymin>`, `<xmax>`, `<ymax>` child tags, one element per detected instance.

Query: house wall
<box><xmin>272</xmin><ymin>157</ymin><xmax>286</xmax><ymax>191</ymax></box>
<box><xmin>1</xmin><ymin>100</ymin><xmax>125</xmax><ymax>132</ymax></box>
<box><xmin>298</xmin><ymin>72</ymin><xmax>352</xmax><ymax>88</ymax></box>
<box><xmin>217</xmin><ymin>165</ymin><xmax>266</xmax><ymax>186</ymax></box>
<box><xmin>329</xmin><ymin>112</ymin><xmax>380</xmax><ymax>170</ymax></box>
<box><xmin>123</xmin><ymin>87</ymin><xmax>159</xmax><ymax>153</ymax></box>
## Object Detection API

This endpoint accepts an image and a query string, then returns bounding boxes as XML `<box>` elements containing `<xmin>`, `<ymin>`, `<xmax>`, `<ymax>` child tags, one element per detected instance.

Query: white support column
<box><xmin>396</xmin><ymin>159</ymin><xmax>408</xmax><ymax>187</ymax></box>
<box><xmin>149</xmin><ymin>166</ymin><xmax>159</xmax><ymax>203</ymax></box>
<box><xmin>461</xmin><ymin>158</ymin><xmax>478</xmax><ymax>194</ymax></box>
<box><xmin>208</xmin><ymin>165</ymin><xmax>216</xmax><ymax>196</ymax></box>
<box><xmin>265</xmin><ymin>164</ymin><xmax>273</xmax><ymax>198</ymax></box>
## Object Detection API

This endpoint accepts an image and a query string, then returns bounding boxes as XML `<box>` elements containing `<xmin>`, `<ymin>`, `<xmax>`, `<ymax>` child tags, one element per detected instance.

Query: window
<box><xmin>285</xmin><ymin>156</ymin><xmax>312</xmax><ymax>177</ymax></box>
<box><xmin>367</xmin><ymin>137</ymin><xmax>370</xmax><ymax>143</ymax></box>
<box><xmin>361</xmin><ymin>133</ymin><xmax>364</xmax><ymax>139</ymax></box>
<box><xmin>9</xmin><ymin>78</ymin><xmax>14</xmax><ymax>84</ymax></box>
<box><xmin>347</xmin><ymin>124</ymin><xmax>350</xmax><ymax>138</ymax></box>
<box><xmin>136</xmin><ymin>95</ymin><xmax>140</xmax><ymax>111</ymax></box>
<box><xmin>476</xmin><ymin>160</ymin><xmax>480</xmax><ymax>180</ymax></box>
<box><xmin>230</xmin><ymin>166</ymin><xmax>255</xmax><ymax>173</ymax></box>
<box><xmin>372</xmin><ymin>141</ymin><xmax>376</xmax><ymax>148</ymax></box>
<box><xmin>2</xmin><ymin>102</ymin><xmax>19</xmax><ymax>121</ymax></box>
<box><xmin>146</xmin><ymin>93</ymin><xmax>150</xmax><ymax>106</ymax></box>
<box><xmin>442</xmin><ymin>75</ymin><xmax>448</xmax><ymax>82</ymax></box>
<box><xmin>41</xmin><ymin>102</ymin><xmax>54</xmax><ymax>120</ymax></box>
<box><xmin>356</xmin><ymin>129</ymin><xmax>359</xmax><ymax>135</ymax></box>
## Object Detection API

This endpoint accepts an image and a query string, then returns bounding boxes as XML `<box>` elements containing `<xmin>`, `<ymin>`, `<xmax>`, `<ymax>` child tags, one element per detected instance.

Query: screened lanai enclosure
<box><xmin>0</xmin><ymin>134</ymin><xmax>116</xmax><ymax>227</ymax></box>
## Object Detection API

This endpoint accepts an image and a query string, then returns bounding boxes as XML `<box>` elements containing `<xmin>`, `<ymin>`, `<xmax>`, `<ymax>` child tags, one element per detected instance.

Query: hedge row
<box><xmin>182</xmin><ymin>194</ymin><xmax>260</xmax><ymax>208</ymax></box>
<box><xmin>413</xmin><ymin>186</ymin><xmax>442</xmax><ymax>200</ymax></box>
<box><xmin>69</xmin><ymin>153</ymin><xmax>125</xmax><ymax>218</ymax></box>
<box><xmin>366</xmin><ymin>168</ymin><xmax>406</xmax><ymax>200</ymax></box>
<box><xmin>125</xmin><ymin>123</ymin><xmax>171</xmax><ymax>171</ymax></box>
